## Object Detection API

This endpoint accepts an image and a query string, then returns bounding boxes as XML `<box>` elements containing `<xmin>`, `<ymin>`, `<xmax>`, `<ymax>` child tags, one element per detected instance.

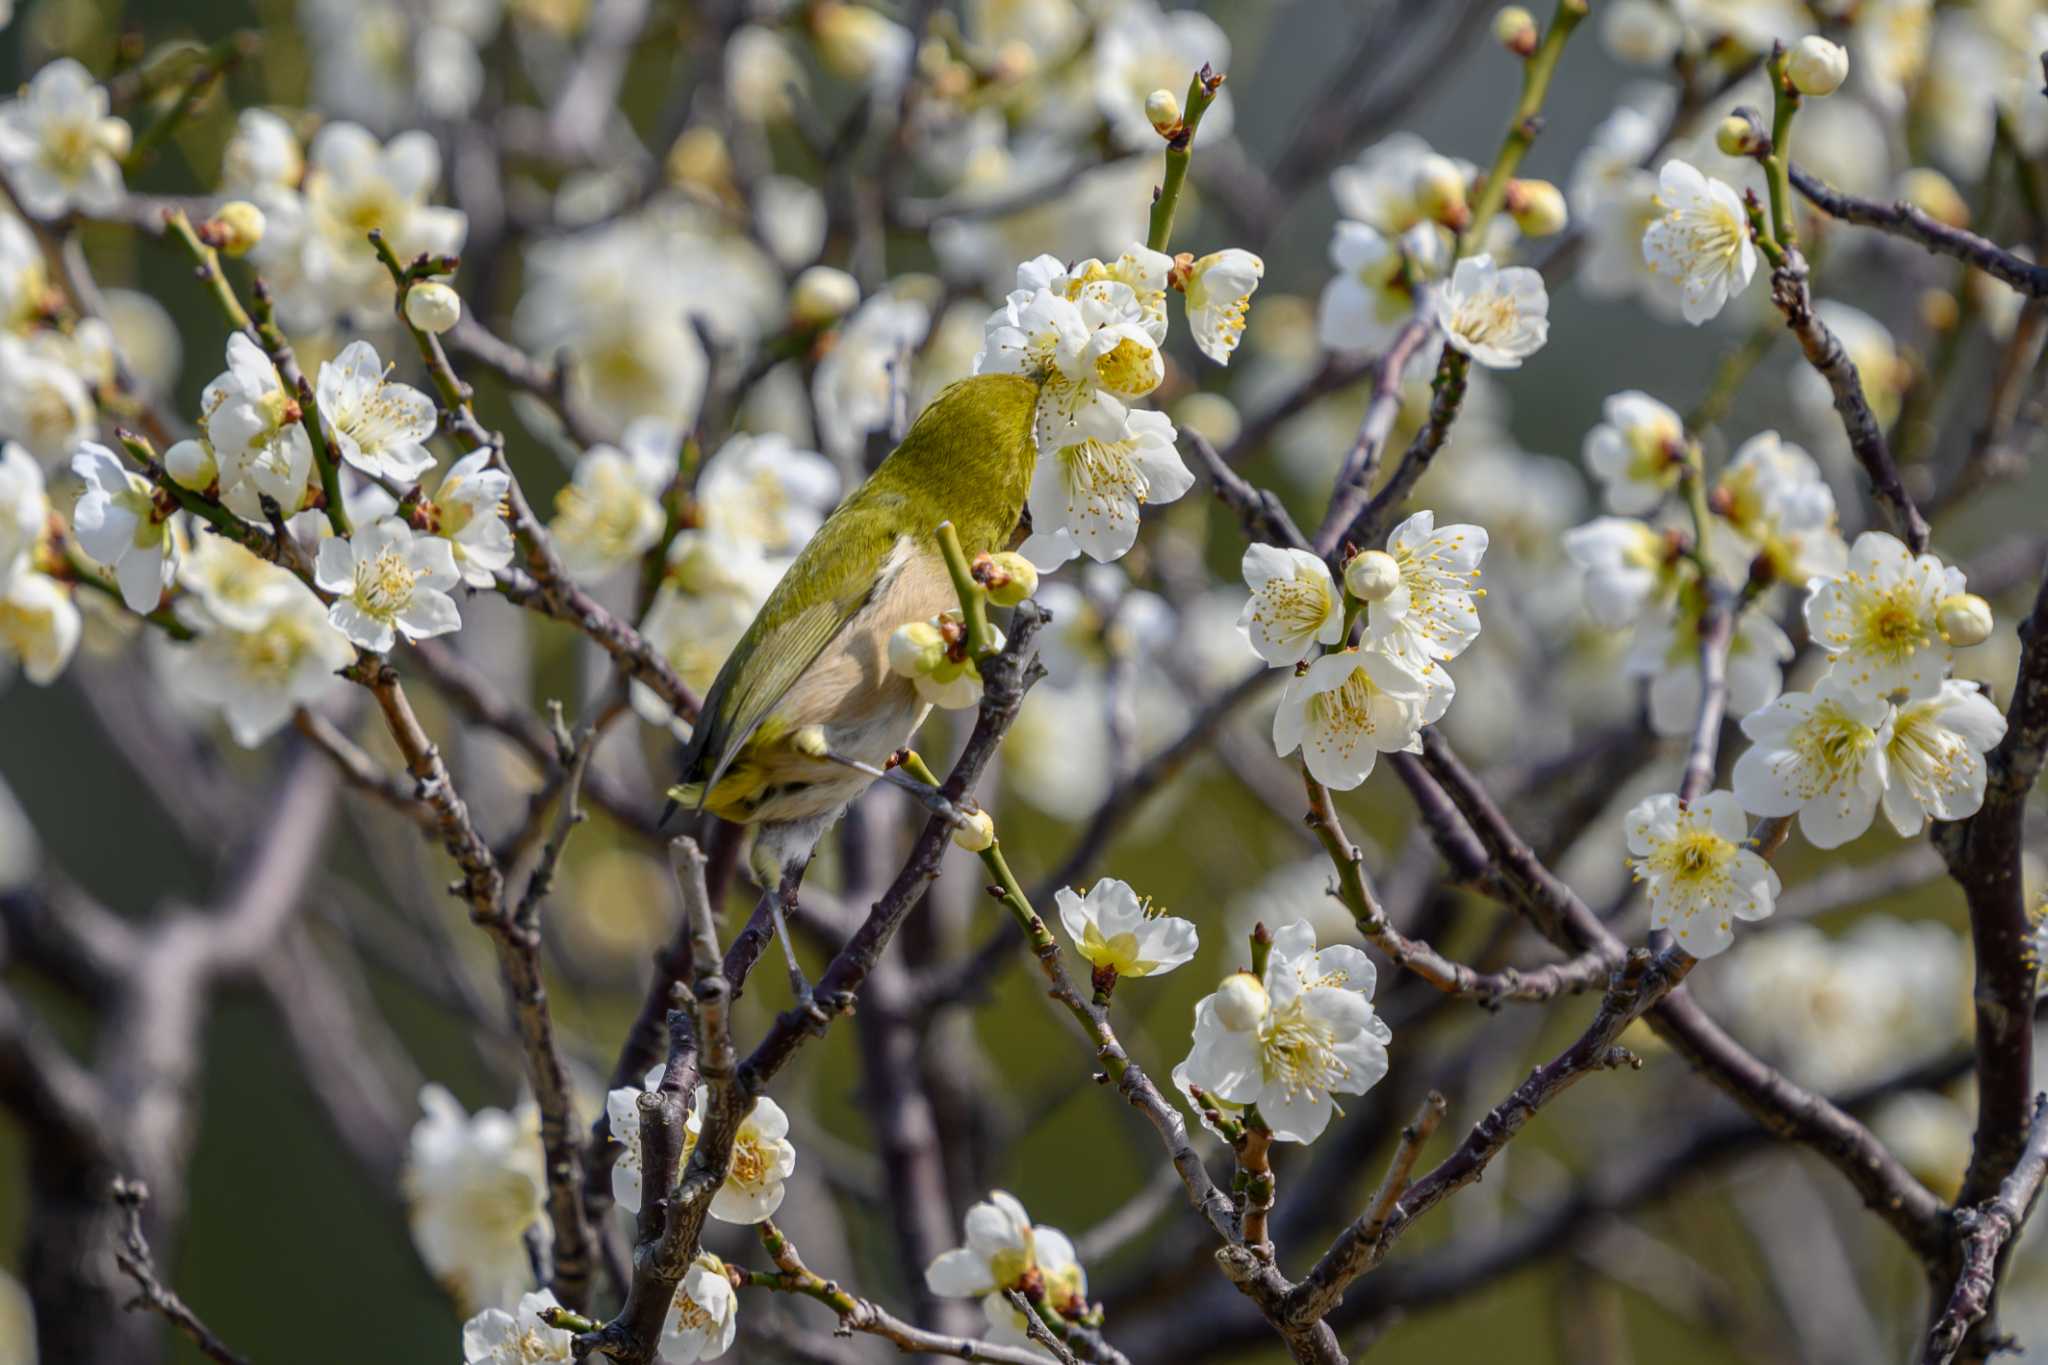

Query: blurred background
<box><xmin>1</xmin><ymin>0</ymin><xmax>2045</xmax><ymax>1361</ymax></box>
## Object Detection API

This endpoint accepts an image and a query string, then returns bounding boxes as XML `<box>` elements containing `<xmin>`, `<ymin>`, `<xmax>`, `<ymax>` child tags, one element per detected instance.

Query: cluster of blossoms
<box><xmin>1562</xmin><ymin>383</ymin><xmax>2001</xmax><ymax>954</ymax></box>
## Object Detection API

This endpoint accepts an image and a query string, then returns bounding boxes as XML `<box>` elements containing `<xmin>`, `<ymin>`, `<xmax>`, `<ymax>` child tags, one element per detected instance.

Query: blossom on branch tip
<box><xmin>664</xmin><ymin>1254</ymin><xmax>738</xmax><ymax>1362</ymax></box>
<box><xmin>1880</xmin><ymin>680</ymin><xmax>2005</xmax><ymax>836</ymax></box>
<box><xmin>1360</xmin><ymin>509</ymin><xmax>1488</xmax><ymax>672</ymax></box>
<box><xmin>1642</xmin><ymin>160</ymin><xmax>1757</xmax><ymax>325</ymax></box>
<box><xmin>1273</xmin><ymin>647</ymin><xmax>1431</xmax><ymax>791</ymax></box>
<box><xmin>1182</xmin><ymin>248</ymin><xmax>1264</xmax><ymax>365</ymax></box>
<box><xmin>1019</xmin><ymin>408</ymin><xmax>1191</xmax><ymax>569</ymax></box>
<box><xmin>314</xmin><ymin>517</ymin><xmax>462</xmax><ymax>652</ymax></box>
<box><xmin>1583</xmin><ymin>391</ymin><xmax>1686</xmax><ymax>516</ymax></box>
<box><xmin>0</xmin><ymin>59</ymin><xmax>128</xmax><ymax>218</ymax></box>
<box><xmin>317</xmin><ymin>340</ymin><xmax>440</xmax><ymax>484</ymax></box>
<box><xmin>603</xmin><ymin>1068</ymin><xmax>796</xmax><ymax>1225</ymax></box>
<box><xmin>926</xmin><ymin>1191</ymin><xmax>1088</xmax><ymax>1348</ymax></box>
<box><xmin>1803</xmin><ymin>531</ymin><xmax>1966</xmax><ymax>701</ymax></box>
<box><xmin>461</xmin><ymin>1289</ymin><xmax>572</xmax><ymax>1365</ymax></box>
<box><xmin>1624</xmin><ymin>791</ymin><xmax>1779</xmax><ymax>958</ymax></box>
<box><xmin>1435</xmin><ymin>255</ymin><xmax>1549</xmax><ymax>369</ymax></box>
<box><xmin>1056</xmin><ymin>878</ymin><xmax>1199</xmax><ymax>979</ymax></box>
<box><xmin>1180</xmin><ymin>919</ymin><xmax>1391</xmax><ymax>1144</ymax></box>
<box><xmin>1238</xmin><ymin>543</ymin><xmax>1342</xmax><ymax>666</ymax></box>
<box><xmin>1731</xmin><ymin>681</ymin><xmax>1894</xmax><ymax>849</ymax></box>
<box><xmin>70</xmin><ymin>443</ymin><xmax>175</xmax><ymax>614</ymax></box>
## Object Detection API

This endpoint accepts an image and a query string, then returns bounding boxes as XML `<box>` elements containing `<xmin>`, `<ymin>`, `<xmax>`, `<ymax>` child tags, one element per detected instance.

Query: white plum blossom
<box><xmin>1804</xmin><ymin>531</ymin><xmax>1967</xmax><ymax>701</ymax></box>
<box><xmin>1361</xmin><ymin>510</ymin><xmax>1487</xmax><ymax>674</ymax></box>
<box><xmin>0</xmin><ymin>442</ymin><xmax>47</xmax><ymax>586</ymax></box>
<box><xmin>317</xmin><ymin>340</ymin><xmax>439</xmax><ymax>483</ymax></box>
<box><xmin>430</xmin><ymin>450</ymin><xmax>515</xmax><ymax>588</ymax></box>
<box><xmin>0</xmin><ymin>59</ymin><xmax>128</xmax><ymax>218</ymax></box>
<box><xmin>604</xmin><ymin>1066</ymin><xmax>796</xmax><ymax>1225</ymax></box>
<box><xmin>1180</xmin><ymin>919</ymin><xmax>1391</xmax><ymax>1144</ymax></box>
<box><xmin>813</xmin><ymin>291</ymin><xmax>931</xmax><ymax>463</ymax></box>
<box><xmin>1435</xmin><ymin>255</ymin><xmax>1549</xmax><ymax>368</ymax></box>
<box><xmin>1732</xmin><ymin>681</ymin><xmax>1895</xmax><ymax>848</ymax></box>
<box><xmin>1562</xmin><ymin>517</ymin><xmax>1679</xmax><ymax>629</ymax></box>
<box><xmin>1182</xmin><ymin>249</ymin><xmax>1264</xmax><ymax>364</ymax></box>
<box><xmin>1712</xmin><ymin>430</ymin><xmax>1846</xmax><ymax>583</ymax></box>
<box><xmin>405</xmin><ymin>1084</ymin><xmax>546</xmax><ymax>1314</ymax></box>
<box><xmin>220</xmin><ymin>108</ymin><xmax>303</xmax><ymax>197</ymax></box>
<box><xmin>70</xmin><ymin>443</ymin><xmax>175</xmax><ymax>614</ymax></box>
<box><xmin>172</xmin><ymin>545</ymin><xmax>353</xmax><ymax>747</ymax></box>
<box><xmin>1642</xmin><ymin>160</ymin><xmax>1758</xmax><ymax>325</ymax></box>
<box><xmin>1056</xmin><ymin>878</ymin><xmax>1199</xmax><ymax>980</ymax></box>
<box><xmin>200</xmin><ymin>333</ymin><xmax>314</xmax><ymax>519</ymax></box>
<box><xmin>663</xmin><ymin>1254</ymin><xmax>738</xmax><ymax>1363</ymax></box>
<box><xmin>550</xmin><ymin>427</ymin><xmax>674</xmax><ymax>581</ymax></box>
<box><xmin>1019</xmin><ymin>407</ymin><xmax>1191</xmax><ymax>569</ymax></box>
<box><xmin>1880</xmin><ymin>680</ymin><xmax>2006</xmax><ymax>836</ymax></box>
<box><xmin>1014</xmin><ymin>248</ymin><xmax>1174</xmax><ymax>344</ymax></box>
<box><xmin>461</xmin><ymin>1289</ymin><xmax>572</xmax><ymax>1365</ymax></box>
<box><xmin>979</xmin><ymin>283</ymin><xmax>1165</xmax><ymax>459</ymax></box>
<box><xmin>925</xmin><ymin>1191</ymin><xmax>1088</xmax><ymax>1347</ymax></box>
<box><xmin>1274</xmin><ymin>647</ymin><xmax>1432</xmax><ymax>791</ymax></box>
<box><xmin>0</xmin><ymin>568</ymin><xmax>79</xmax><ymax>684</ymax></box>
<box><xmin>1330</xmin><ymin>132</ymin><xmax>1475</xmax><ymax>237</ymax></box>
<box><xmin>1237</xmin><ymin>543</ymin><xmax>1343</xmax><ymax>666</ymax></box>
<box><xmin>1317</xmin><ymin>221</ymin><xmax>1437</xmax><ymax>353</ymax></box>
<box><xmin>1624</xmin><ymin>791</ymin><xmax>1779</xmax><ymax>958</ymax></box>
<box><xmin>0</xmin><ymin>335</ymin><xmax>95</xmax><ymax>465</ymax></box>
<box><xmin>694</xmin><ymin>431</ymin><xmax>838</xmax><ymax>556</ymax></box>
<box><xmin>1584</xmin><ymin>391</ymin><xmax>1686</xmax><ymax>515</ymax></box>
<box><xmin>1633</xmin><ymin>605</ymin><xmax>1793</xmax><ymax>737</ymax></box>
<box><xmin>314</xmin><ymin>517</ymin><xmax>462</xmax><ymax>652</ymax></box>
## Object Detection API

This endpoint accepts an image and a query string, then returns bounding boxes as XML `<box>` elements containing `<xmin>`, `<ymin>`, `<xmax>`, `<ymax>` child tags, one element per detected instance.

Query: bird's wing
<box><xmin>678</xmin><ymin>500</ymin><xmax>914</xmax><ymax>803</ymax></box>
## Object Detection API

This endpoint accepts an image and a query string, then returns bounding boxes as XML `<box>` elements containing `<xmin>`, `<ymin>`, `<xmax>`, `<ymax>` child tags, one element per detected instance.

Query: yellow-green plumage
<box><xmin>670</xmin><ymin>373</ymin><xmax>1040</xmax><ymax>868</ymax></box>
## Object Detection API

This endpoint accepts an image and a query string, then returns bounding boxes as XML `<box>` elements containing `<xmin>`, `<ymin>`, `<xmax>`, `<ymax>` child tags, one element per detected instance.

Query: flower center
<box><xmin>1652</xmin><ymin>828</ymin><xmax>1734</xmax><ymax>886</ymax></box>
<box><xmin>1091</xmin><ymin>334</ymin><xmax>1157</xmax><ymax>396</ymax></box>
<box><xmin>1058</xmin><ymin>437</ymin><xmax>1144</xmax><ymax>520</ymax></box>
<box><xmin>1788</xmin><ymin>701</ymin><xmax>1878</xmax><ymax>794</ymax></box>
<box><xmin>355</xmin><ymin>547</ymin><xmax>419</xmax><ymax>618</ymax></box>
<box><xmin>1251</xmin><ymin>575</ymin><xmax>1331</xmax><ymax>640</ymax></box>
<box><xmin>1261</xmin><ymin>1000</ymin><xmax>1350</xmax><ymax>1101</ymax></box>
<box><xmin>1451</xmin><ymin>292</ymin><xmax>1521</xmax><ymax>346</ymax></box>
<box><xmin>1309</xmin><ymin>664</ymin><xmax>1385</xmax><ymax>752</ymax></box>
<box><xmin>1858</xmin><ymin>588</ymin><xmax>1929</xmax><ymax>658</ymax></box>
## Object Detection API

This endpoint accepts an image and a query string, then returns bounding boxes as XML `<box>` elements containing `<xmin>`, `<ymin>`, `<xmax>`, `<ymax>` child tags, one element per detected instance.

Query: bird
<box><xmin>666</xmin><ymin>372</ymin><xmax>1041</xmax><ymax>1010</ymax></box>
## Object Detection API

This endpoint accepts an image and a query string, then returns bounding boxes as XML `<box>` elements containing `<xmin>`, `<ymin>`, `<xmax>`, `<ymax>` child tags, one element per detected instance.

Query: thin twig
<box><xmin>110</xmin><ymin>1179</ymin><xmax>253</xmax><ymax>1365</ymax></box>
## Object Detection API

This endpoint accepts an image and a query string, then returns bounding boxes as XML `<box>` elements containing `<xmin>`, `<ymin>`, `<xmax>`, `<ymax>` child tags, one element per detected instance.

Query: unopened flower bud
<box><xmin>1345</xmin><ymin>549</ymin><xmax>1401</xmax><ymax>602</ymax></box>
<box><xmin>95</xmin><ymin>118</ymin><xmax>132</xmax><ymax>160</ymax></box>
<box><xmin>1786</xmin><ymin>35</ymin><xmax>1849</xmax><ymax>97</ymax></box>
<box><xmin>790</xmin><ymin>265</ymin><xmax>860</xmax><ymax>327</ymax></box>
<box><xmin>952</xmin><ymin>808</ymin><xmax>996</xmax><ymax>852</ymax></box>
<box><xmin>404</xmin><ymin>281</ymin><xmax>462</xmax><ymax>335</ymax></box>
<box><xmin>980</xmin><ymin>550</ymin><xmax>1038</xmax><ymax>607</ymax></box>
<box><xmin>1898</xmin><ymin>168</ymin><xmax>1969</xmax><ymax>229</ymax></box>
<box><xmin>1214</xmin><ymin>972</ymin><xmax>1270</xmax><ymax>1032</ymax></box>
<box><xmin>1715</xmin><ymin>111</ymin><xmax>1767</xmax><ymax>158</ymax></box>
<box><xmin>209</xmin><ymin>200</ymin><xmax>266</xmax><ymax>256</ymax></box>
<box><xmin>1505</xmin><ymin>178</ymin><xmax>1568</xmax><ymax>236</ymax></box>
<box><xmin>1937</xmin><ymin>593</ymin><xmax>1994</xmax><ymax>647</ymax></box>
<box><xmin>1145</xmin><ymin>88</ymin><xmax>1182</xmax><ymax>137</ymax></box>
<box><xmin>889</xmin><ymin>619</ymin><xmax>947</xmax><ymax>677</ymax></box>
<box><xmin>1412</xmin><ymin>154</ymin><xmax>1470</xmax><ymax>229</ymax></box>
<box><xmin>163</xmin><ymin>438</ymin><xmax>216</xmax><ymax>490</ymax></box>
<box><xmin>1493</xmin><ymin>6</ymin><xmax>1539</xmax><ymax>56</ymax></box>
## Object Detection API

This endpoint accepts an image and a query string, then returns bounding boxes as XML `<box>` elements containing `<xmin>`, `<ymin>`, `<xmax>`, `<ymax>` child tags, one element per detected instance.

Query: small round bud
<box><xmin>209</xmin><ymin>200</ymin><xmax>266</xmax><ymax>257</ymax></box>
<box><xmin>404</xmin><ymin>281</ymin><xmax>462</xmax><ymax>335</ymax></box>
<box><xmin>1505</xmin><ymin>178</ymin><xmax>1568</xmax><ymax>236</ymax></box>
<box><xmin>666</xmin><ymin>125</ymin><xmax>732</xmax><ymax>192</ymax></box>
<box><xmin>889</xmin><ymin>619</ymin><xmax>947</xmax><ymax>677</ymax></box>
<box><xmin>1145</xmin><ymin>88</ymin><xmax>1182</xmax><ymax>137</ymax></box>
<box><xmin>1715</xmin><ymin>112</ymin><xmax>1767</xmax><ymax>158</ymax></box>
<box><xmin>1344</xmin><ymin>549</ymin><xmax>1402</xmax><ymax>603</ymax></box>
<box><xmin>1493</xmin><ymin>6</ymin><xmax>1539</xmax><ymax>56</ymax></box>
<box><xmin>980</xmin><ymin>551</ymin><xmax>1038</xmax><ymax>607</ymax></box>
<box><xmin>952</xmin><ymin>808</ymin><xmax>996</xmax><ymax>853</ymax></box>
<box><xmin>1786</xmin><ymin>35</ymin><xmax>1849</xmax><ymax>97</ymax></box>
<box><xmin>1214</xmin><ymin>973</ymin><xmax>1270</xmax><ymax>1032</ymax></box>
<box><xmin>95</xmin><ymin>118</ymin><xmax>132</xmax><ymax>160</ymax></box>
<box><xmin>1937</xmin><ymin>593</ymin><xmax>1994</xmax><ymax>647</ymax></box>
<box><xmin>1412</xmin><ymin>154</ymin><xmax>1470</xmax><ymax>229</ymax></box>
<box><xmin>790</xmin><ymin>265</ymin><xmax>860</xmax><ymax>327</ymax></box>
<box><xmin>163</xmin><ymin>438</ymin><xmax>216</xmax><ymax>490</ymax></box>
<box><xmin>1897</xmin><ymin>168</ymin><xmax>1970</xmax><ymax>229</ymax></box>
